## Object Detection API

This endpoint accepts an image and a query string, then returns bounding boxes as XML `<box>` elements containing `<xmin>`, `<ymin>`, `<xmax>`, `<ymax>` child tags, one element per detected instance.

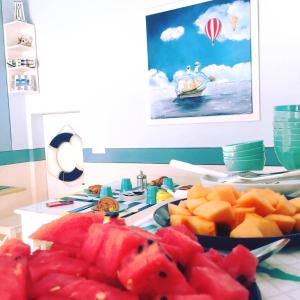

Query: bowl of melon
<box><xmin>154</xmin><ymin>184</ymin><xmax>300</xmax><ymax>250</ymax></box>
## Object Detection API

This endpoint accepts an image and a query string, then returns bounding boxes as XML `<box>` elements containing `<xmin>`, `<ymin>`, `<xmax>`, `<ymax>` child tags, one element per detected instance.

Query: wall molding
<box><xmin>0</xmin><ymin>147</ymin><xmax>280</xmax><ymax>166</ymax></box>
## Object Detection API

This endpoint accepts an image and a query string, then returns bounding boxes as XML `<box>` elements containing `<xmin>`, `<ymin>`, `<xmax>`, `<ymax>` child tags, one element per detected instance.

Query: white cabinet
<box><xmin>4</xmin><ymin>21</ymin><xmax>39</xmax><ymax>93</ymax></box>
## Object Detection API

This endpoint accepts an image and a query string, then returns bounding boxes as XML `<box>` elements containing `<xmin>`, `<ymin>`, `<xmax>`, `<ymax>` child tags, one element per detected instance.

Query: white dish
<box><xmin>201</xmin><ymin>175</ymin><xmax>300</xmax><ymax>195</ymax></box>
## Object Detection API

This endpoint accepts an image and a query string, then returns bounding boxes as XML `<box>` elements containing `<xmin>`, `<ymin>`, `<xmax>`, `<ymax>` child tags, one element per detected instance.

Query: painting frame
<box><xmin>145</xmin><ymin>0</ymin><xmax>260</xmax><ymax>125</ymax></box>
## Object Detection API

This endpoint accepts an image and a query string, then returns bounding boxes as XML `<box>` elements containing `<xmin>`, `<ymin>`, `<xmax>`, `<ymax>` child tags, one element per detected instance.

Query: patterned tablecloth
<box><xmin>123</xmin><ymin>199</ymin><xmax>300</xmax><ymax>300</ymax></box>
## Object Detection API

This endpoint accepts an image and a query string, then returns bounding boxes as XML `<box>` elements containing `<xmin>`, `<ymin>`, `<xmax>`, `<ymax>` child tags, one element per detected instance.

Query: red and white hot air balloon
<box><xmin>205</xmin><ymin>18</ymin><xmax>222</xmax><ymax>45</ymax></box>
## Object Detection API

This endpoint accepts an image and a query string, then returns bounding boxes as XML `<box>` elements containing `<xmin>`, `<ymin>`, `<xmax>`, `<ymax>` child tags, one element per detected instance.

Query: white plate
<box><xmin>201</xmin><ymin>175</ymin><xmax>300</xmax><ymax>195</ymax></box>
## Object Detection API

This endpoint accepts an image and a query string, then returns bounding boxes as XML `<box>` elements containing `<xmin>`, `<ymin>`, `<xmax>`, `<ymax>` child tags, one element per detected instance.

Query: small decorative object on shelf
<box><xmin>17</xmin><ymin>34</ymin><xmax>32</xmax><ymax>47</ymax></box>
<box><xmin>14</xmin><ymin>0</ymin><xmax>26</xmax><ymax>22</ymax></box>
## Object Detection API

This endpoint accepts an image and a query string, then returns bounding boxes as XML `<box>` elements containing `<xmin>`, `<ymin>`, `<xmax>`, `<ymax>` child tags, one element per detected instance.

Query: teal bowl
<box><xmin>274</xmin><ymin>140</ymin><xmax>300</xmax><ymax>150</ymax></box>
<box><xmin>274</xmin><ymin>146</ymin><xmax>300</xmax><ymax>170</ymax></box>
<box><xmin>274</xmin><ymin>128</ymin><xmax>300</xmax><ymax>135</ymax></box>
<box><xmin>274</xmin><ymin>111</ymin><xmax>300</xmax><ymax>122</ymax></box>
<box><xmin>222</xmin><ymin>146</ymin><xmax>264</xmax><ymax>158</ymax></box>
<box><xmin>274</xmin><ymin>105</ymin><xmax>300</xmax><ymax>112</ymax></box>
<box><xmin>224</xmin><ymin>157</ymin><xmax>265</xmax><ymax>172</ymax></box>
<box><xmin>222</xmin><ymin>140</ymin><xmax>264</xmax><ymax>152</ymax></box>
<box><xmin>223</xmin><ymin>152</ymin><xmax>265</xmax><ymax>160</ymax></box>
<box><xmin>273</xmin><ymin>121</ymin><xmax>300</xmax><ymax>129</ymax></box>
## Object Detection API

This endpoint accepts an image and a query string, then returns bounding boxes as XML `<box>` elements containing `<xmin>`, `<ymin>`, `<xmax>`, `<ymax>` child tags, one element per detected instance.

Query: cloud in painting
<box><xmin>160</xmin><ymin>26</ymin><xmax>185</xmax><ymax>42</ymax></box>
<box><xmin>194</xmin><ymin>0</ymin><xmax>250</xmax><ymax>41</ymax></box>
<box><xmin>202</xmin><ymin>62</ymin><xmax>251</xmax><ymax>83</ymax></box>
<box><xmin>148</xmin><ymin>69</ymin><xmax>171</xmax><ymax>87</ymax></box>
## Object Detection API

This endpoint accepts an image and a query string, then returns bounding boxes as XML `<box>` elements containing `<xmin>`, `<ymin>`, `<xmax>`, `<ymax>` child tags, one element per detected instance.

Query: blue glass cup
<box><xmin>162</xmin><ymin>177</ymin><xmax>175</xmax><ymax>192</ymax></box>
<box><xmin>121</xmin><ymin>178</ymin><xmax>133</xmax><ymax>192</ymax></box>
<box><xmin>100</xmin><ymin>186</ymin><xmax>113</xmax><ymax>198</ymax></box>
<box><xmin>146</xmin><ymin>185</ymin><xmax>158</xmax><ymax>204</ymax></box>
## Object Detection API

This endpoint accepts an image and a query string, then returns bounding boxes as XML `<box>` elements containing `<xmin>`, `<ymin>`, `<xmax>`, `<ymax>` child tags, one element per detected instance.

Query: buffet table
<box><xmin>14</xmin><ymin>192</ymin><xmax>300</xmax><ymax>300</ymax></box>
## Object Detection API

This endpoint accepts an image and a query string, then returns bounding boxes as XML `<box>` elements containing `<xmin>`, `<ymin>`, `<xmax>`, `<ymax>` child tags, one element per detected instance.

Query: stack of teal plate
<box><xmin>222</xmin><ymin>140</ymin><xmax>265</xmax><ymax>172</ymax></box>
<box><xmin>274</xmin><ymin>105</ymin><xmax>300</xmax><ymax>170</ymax></box>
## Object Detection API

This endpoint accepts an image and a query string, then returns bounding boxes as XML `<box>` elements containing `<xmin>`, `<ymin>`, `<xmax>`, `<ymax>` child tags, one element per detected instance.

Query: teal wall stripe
<box><xmin>0</xmin><ymin>147</ymin><xmax>281</xmax><ymax>166</ymax></box>
<box><xmin>0</xmin><ymin>148</ymin><xmax>45</xmax><ymax>166</ymax></box>
<box><xmin>83</xmin><ymin>147</ymin><xmax>281</xmax><ymax>166</ymax></box>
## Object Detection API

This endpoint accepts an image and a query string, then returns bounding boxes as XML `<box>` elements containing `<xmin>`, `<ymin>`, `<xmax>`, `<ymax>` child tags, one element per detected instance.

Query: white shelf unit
<box><xmin>4</xmin><ymin>21</ymin><xmax>39</xmax><ymax>93</ymax></box>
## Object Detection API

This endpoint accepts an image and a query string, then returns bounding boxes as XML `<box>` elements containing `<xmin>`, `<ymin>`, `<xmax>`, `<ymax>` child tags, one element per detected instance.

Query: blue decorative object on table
<box><xmin>146</xmin><ymin>185</ymin><xmax>158</xmax><ymax>204</ymax></box>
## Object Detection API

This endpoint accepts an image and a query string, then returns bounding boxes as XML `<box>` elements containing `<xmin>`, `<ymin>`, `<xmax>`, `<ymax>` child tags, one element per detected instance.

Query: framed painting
<box><xmin>146</xmin><ymin>0</ymin><xmax>259</xmax><ymax>124</ymax></box>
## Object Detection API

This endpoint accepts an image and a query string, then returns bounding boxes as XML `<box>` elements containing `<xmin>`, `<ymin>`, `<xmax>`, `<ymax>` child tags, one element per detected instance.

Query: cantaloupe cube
<box><xmin>236</xmin><ymin>190</ymin><xmax>276</xmax><ymax>216</ymax></box>
<box><xmin>185</xmin><ymin>198</ymin><xmax>207</xmax><ymax>213</ymax></box>
<box><xmin>193</xmin><ymin>200</ymin><xmax>234</xmax><ymax>224</ymax></box>
<box><xmin>252</xmin><ymin>189</ymin><xmax>283</xmax><ymax>207</ymax></box>
<box><xmin>232</xmin><ymin>207</ymin><xmax>256</xmax><ymax>228</ymax></box>
<box><xmin>178</xmin><ymin>200</ymin><xmax>188</xmax><ymax>209</ymax></box>
<box><xmin>293</xmin><ymin>214</ymin><xmax>300</xmax><ymax>232</ymax></box>
<box><xmin>170</xmin><ymin>214</ymin><xmax>189</xmax><ymax>226</ymax></box>
<box><xmin>230</xmin><ymin>218</ymin><xmax>264</xmax><ymax>238</ymax></box>
<box><xmin>265</xmin><ymin>214</ymin><xmax>296</xmax><ymax>233</ymax></box>
<box><xmin>185</xmin><ymin>216</ymin><xmax>216</xmax><ymax>236</ymax></box>
<box><xmin>289</xmin><ymin>197</ymin><xmax>300</xmax><ymax>213</ymax></box>
<box><xmin>187</xmin><ymin>184</ymin><xmax>210</xmax><ymax>200</ymax></box>
<box><xmin>274</xmin><ymin>196</ymin><xmax>298</xmax><ymax>216</ymax></box>
<box><xmin>245</xmin><ymin>213</ymin><xmax>282</xmax><ymax>237</ymax></box>
<box><xmin>206</xmin><ymin>185</ymin><xmax>237</xmax><ymax>205</ymax></box>
<box><xmin>168</xmin><ymin>203</ymin><xmax>191</xmax><ymax>216</ymax></box>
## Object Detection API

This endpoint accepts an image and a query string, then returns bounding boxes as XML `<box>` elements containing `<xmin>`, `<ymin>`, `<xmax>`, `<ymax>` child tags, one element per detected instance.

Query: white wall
<box><xmin>3</xmin><ymin>0</ymin><xmax>300</xmax><ymax>149</ymax></box>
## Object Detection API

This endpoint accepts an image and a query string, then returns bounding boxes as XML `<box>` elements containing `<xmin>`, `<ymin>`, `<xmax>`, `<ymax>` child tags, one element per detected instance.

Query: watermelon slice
<box><xmin>0</xmin><ymin>238</ymin><xmax>30</xmax><ymax>258</ymax></box>
<box><xmin>166</xmin><ymin>224</ymin><xmax>198</xmax><ymax>241</ymax></box>
<box><xmin>30</xmin><ymin>212</ymin><xmax>104</xmax><ymax>248</ymax></box>
<box><xmin>118</xmin><ymin>242</ymin><xmax>194</xmax><ymax>299</ymax></box>
<box><xmin>155</xmin><ymin>295</ymin><xmax>213</xmax><ymax>300</ymax></box>
<box><xmin>95</xmin><ymin>225</ymin><xmax>149</xmax><ymax>281</ymax></box>
<box><xmin>37</xmin><ymin>278</ymin><xmax>138</xmax><ymax>300</ymax></box>
<box><xmin>189</xmin><ymin>266</ymin><xmax>249</xmax><ymax>300</ymax></box>
<box><xmin>29</xmin><ymin>249</ymin><xmax>88</xmax><ymax>282</ymax></box>
<box><xmin>0</xmin><ymin>255</ymin><xmax>28</xmax><ymax>300</ymax></box>
<box><xmin>221</xmin><ymin>244</ymin><xmax>258</xmax><ymax>286</ymax></box>
<box><xmin>203</xmin><ymin>248</ymin><xmax>224</xmax><ymax>266</ymax></box>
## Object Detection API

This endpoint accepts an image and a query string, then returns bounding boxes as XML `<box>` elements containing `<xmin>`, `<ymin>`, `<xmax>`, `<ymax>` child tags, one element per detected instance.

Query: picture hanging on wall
<box><xmin>146</xmin><ymin>0</ymin><xmax>259</xmax><ymax>124</ymax></box>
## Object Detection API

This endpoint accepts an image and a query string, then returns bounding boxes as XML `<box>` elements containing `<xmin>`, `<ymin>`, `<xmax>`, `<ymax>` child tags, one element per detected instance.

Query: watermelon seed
<box><xmin>147</xmin><ymin>239</ymin><xmax>154</xmax><ymax>245</ymax></box>
<box><xmin>165</xmin><ymin>254</ymin><xmax>173</xmax><ymax>262</ymax></box>
<box><xmin>159</xmin><ymin>271</ymin><xmax>167</xmax><ymax>278</ymax></box>
<box><xmin>49</xmin><ymin>286</ymin><xmax>61</xmax><ymax>292</ymax></box>
<box><xmin>237</xmin><ymin>275</ymin><xmax>247</xmax><ymax>286</ymax></box>
<box><xmin>137</xmin><ymin>245</ymin><xmax>143</xmax><ymax>253</ymax></box>
<box><xmin>160</xmin><ymin>296</ymin><xmax>168</xmax><ymax>300</ymax></box>
<box><xmin>176</xmin><ymin>262</ymin><xmax>186</xmax><ymax>275</ymax></box>
<box><xmin>14</xmin><ymin>255</ymin><xmax>21</xmax><ymax>260</ymax></box>
<box><xmin>127</xmin><ymin>279</ymin><xmax>133</xmax><ymax>290</ymax></box>
<box><xmin>96</xmin><ymin>292</ymin><xmax>106</xmax><ymax>299</ymax></box>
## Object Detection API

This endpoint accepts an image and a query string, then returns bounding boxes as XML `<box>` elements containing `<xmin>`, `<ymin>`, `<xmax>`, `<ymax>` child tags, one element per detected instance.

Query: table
<box><xmin>15</xmin><ymin>194</ymin><xmax>300</xmax><ymax>300</ymax></box>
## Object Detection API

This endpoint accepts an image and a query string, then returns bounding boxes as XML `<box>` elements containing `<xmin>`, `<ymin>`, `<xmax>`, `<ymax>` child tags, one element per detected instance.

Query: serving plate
<box><xmin>154</xmin><ymin>200</ymin><xmax>300</xmax><ymax>250</ymax></box>
<box><xmin>201</xmin><ymin>175</ymin><xmax>300</xmax><ymax>195</ymax></box>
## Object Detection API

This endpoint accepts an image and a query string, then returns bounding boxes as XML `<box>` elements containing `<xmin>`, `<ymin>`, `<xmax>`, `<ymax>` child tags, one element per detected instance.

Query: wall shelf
<box><xmin>3</xmin><ymin>21</ymin><xmax>39</xmax><ymax>94</ymax></box>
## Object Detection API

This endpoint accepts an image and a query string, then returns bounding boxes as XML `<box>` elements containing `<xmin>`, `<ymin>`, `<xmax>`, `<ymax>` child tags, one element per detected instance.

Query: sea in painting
<box><xmin>146</xmin><ymin>0</ymin><xmax>253</xmax><ymax>121</ymax></box>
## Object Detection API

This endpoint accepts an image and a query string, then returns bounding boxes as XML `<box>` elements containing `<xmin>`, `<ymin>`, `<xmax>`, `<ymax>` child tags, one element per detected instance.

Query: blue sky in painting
<box><xmin>146</xmin><ymin>0</ymin><xmax>251</xmax><ymax>81</ymax></box>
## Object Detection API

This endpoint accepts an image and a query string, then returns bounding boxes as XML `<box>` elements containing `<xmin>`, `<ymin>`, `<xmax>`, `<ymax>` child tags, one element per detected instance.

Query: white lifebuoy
<box><xmin>47</xmin><ymin>132</ymin><xmax>84</xmax><ymax>182</ymax></box>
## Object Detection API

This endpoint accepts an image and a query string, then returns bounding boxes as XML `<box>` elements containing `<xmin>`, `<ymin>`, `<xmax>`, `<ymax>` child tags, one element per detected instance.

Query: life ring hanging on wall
<box><xmin>47</xmin><ymin>132</ymin><xmax>84</xmax><ymax>182</ymax></box>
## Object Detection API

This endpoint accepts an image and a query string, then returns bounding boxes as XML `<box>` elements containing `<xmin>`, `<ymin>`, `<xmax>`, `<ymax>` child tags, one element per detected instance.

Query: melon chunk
<box><xmin>289</xmin><ymin>197</ymin><xmax>300</xmax><ymax>213</ymax></box>
<box><xmin>274</xmin><ymin>197</ymin><xmax>298</xmax><ymax>216</ymax></box>
<box><xmin>187</xmin><ymin>184</ymin><xmax>211</xmax><ymax>200</ymax></box>
<box><xmin>206</xmin><ymin>186</ymin><xmax>238</xmax><ymax>205</ymax></box>
<box><xmin>170</xmin><ymin>214</ymin><xmax>189</xmax><ymax>227</ymax></box>
<box><xmin>265</xmin><ymin>214</ymin><xmax>296</xmax><ymax>233</ymax></box>
<box><xmin>230</xmin><ymin>218</ymin><xmax>264</xmax><ymax>238</ymax></box>
<box><xmin>193</xmin><ymin>201</ymin><xmax>234</xmax><ymax>225</ymax></box>
<box><xmin>185</xmin><ymin>199</ymin><xmax>207</xmax><ymax>213</ymax></box>
<box><xmin>293</xmin><ymin>214</ymin><xmax>300</xmax><ymax>232</ymax></box>
<box><xmin>232</xmin><ymin>207</ymin><xmax>256</xmax><ymax>228</ymax></box>
<box><xmin>168</xmin><ymin>204</ymin><xmax>191</xmax><ymax>216</ymax></box>
<box><xmin>185</xmin><ymin>216</ymin><xmax>216</xmax><ymax>236</ymax></box>
<box><xmin>178</xmin><ymin>200</ymin><xmax>188</xmax><ymax>209</ymax></box>
<box><xmin>245</xmin><ymin>213</ymin><xmax>282</xmax><ymax>237</ymax></box>
<box><xmin>236</xmin><ymin>190</ymin><xmax>276</xmax><ymax>216</ymax></box>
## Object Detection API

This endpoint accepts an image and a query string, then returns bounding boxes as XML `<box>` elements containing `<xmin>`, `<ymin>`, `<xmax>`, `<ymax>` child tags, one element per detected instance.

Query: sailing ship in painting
<box><xmin>175</xmin><ymin>62</ymin><xmax>214</xmax><ymax>99</ymax></box>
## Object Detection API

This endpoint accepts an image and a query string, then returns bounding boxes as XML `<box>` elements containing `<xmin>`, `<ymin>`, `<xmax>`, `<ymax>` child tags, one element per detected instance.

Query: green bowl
<box><xmin>274</xmin><ymin>105</ymin><xmax>300</xmax><ymax>112</ymax></box>
<box><xmin>274</xmin><ymin>146</ymin><xmax>300</xmax><ymax>170</ymax></box>
<box><xmin>224</xmin><ymin>157</ymin><xmax>265</xmax><ymax>172</ymax></box>
<box><xmin>223</xmin><ymin>152</ymin><xmax>265</xmax><ymax>160</ymax></box>
<box><xmin>274</xmin><ymin>128</ymin><xmax>300</xmax><ymax>135</ymax></box>
<box><xmin>222</xmin><ymin>146</ymin><xmax>264</xmax><ymax>158</ymax></box>
<box><xmin>273</xmin><ymin>121</ymin><xmax>300</xmax><ymax>129</ymax></box>
<box><xmin>274</xmin><ymin>140</ymin><xmax>300</xmax><ymax>149</ymax></box>
<box><xmin>222</xmin><ymin>140</ymin><xmax>264</xmax><ymax>152</ymax></box>
<box><xmin>274</xmin><ymin>111</ymin><xmax>300</xmax><ymax>122</ymax></box>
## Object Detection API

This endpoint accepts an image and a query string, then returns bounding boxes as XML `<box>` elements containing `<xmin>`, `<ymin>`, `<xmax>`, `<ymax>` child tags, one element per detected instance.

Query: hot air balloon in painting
<box><xmin>230</xmin><ymin>15</ymin><xmax>239</xmax><ymax>31</ymax></box>
<box><xmin>205</xmin><ymin>18</ymin><xmax>222</xmax><ymax>45</ymax></box>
